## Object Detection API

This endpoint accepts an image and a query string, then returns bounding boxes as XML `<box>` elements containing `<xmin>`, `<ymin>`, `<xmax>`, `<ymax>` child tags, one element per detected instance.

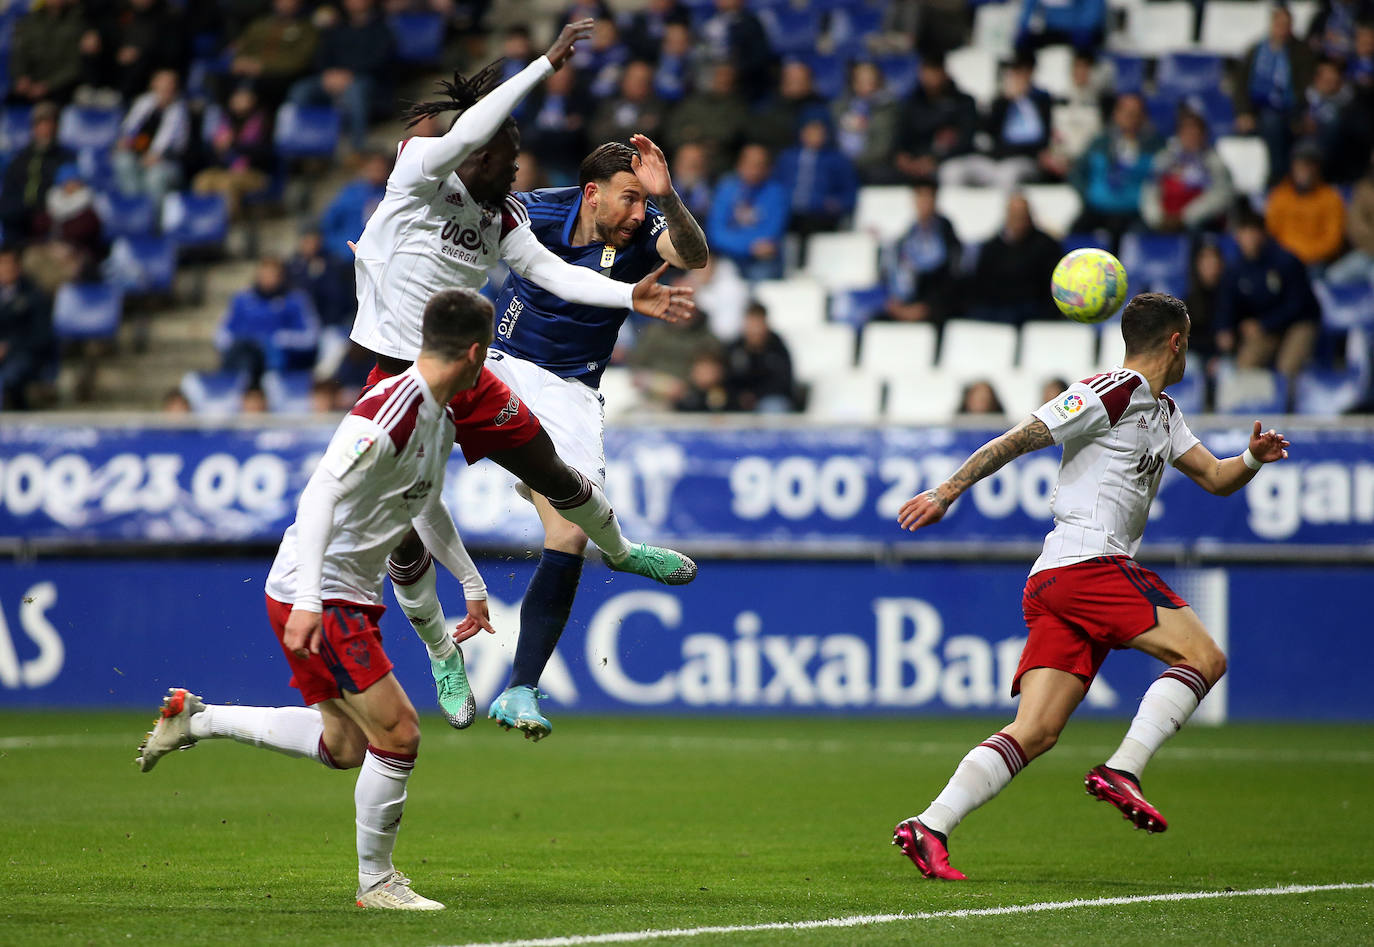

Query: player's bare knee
<box><xmin>545</xmin><ymin>520</ymin><xmax>588</xmax><ymax>555</ymax></box>
<box><xmin>1194</xmin><ymin>643</ymin><xmax>1227</xmax><ymax>686</ymax></box>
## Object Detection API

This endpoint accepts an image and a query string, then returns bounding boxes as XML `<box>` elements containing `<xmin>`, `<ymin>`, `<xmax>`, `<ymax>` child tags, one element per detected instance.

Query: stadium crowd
<box><xmin>1</xmin><ymin>0</ymin><xmax>1372</xmax><ymax>416</ymax></box>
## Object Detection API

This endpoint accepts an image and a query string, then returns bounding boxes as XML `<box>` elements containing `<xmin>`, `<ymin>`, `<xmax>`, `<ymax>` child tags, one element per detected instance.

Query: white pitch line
<box><xmin>440</xmin><ymin>882</ymin><xmax>1374</xmax><ymax>947</ymax></box>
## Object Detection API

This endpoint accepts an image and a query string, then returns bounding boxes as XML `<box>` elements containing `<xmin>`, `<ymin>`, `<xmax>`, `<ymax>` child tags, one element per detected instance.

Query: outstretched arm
<box><xmin>412</xmin><ymin>491</ymin><xmax>494</xmax><ymax>643</ymax></box>
<box><xmin>631</xmin><ymin>133</ymin><xmax>709</xmax><ymax>270</ymax></box>
<box><xmin>898</xmin><ymin>416</ymin><xmax>1055</xmax><ymax>531</ymax></box>
<box><xmin>1174</xmin><ymin>420</ymin><xmax>1289</xmax><ymax>496</ymax></box>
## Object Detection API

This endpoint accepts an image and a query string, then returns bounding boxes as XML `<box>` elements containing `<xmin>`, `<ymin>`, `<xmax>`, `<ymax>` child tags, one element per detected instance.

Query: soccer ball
<box><xmin>1050</xmin><ymin>248</ymin><xmax>1128</xmax><ymax>324</ymax></box>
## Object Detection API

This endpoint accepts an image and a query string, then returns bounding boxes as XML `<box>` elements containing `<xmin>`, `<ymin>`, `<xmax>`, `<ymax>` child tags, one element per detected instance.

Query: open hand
<box><xmin>1248</xmin><ymin>420</ymin><xmax>1289</xmax><ymax>463</ymax></box>
<box><xmin>630</xmin><ymin>133</ymin><xmax>671</xmax><ymax>196</ymax></box>
<box><xmin>897</xmin><ymin>486</ymin><xmax>953</xmax><ymax>532</ymax></box>
<box><xmin>546</xmin><ymin>19</ymin><xmax>594</xmax><ymax>70</ymax></box>
<box><xmin>453</xmin><ymin>599</ymin><xmax>496</xmax><ymax>644</ymax></box>
<box><xmin>631</xmin><ymin>262</ymin><xmax>694</xmax><ymax>322</ymax></box>
<box><xmin>283</xmin><ymin>608</ymin><xmax>323</xmax><ymax>657</ymax></box>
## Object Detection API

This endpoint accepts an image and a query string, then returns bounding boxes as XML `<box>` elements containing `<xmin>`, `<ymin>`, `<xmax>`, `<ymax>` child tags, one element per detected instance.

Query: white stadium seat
<box><xmin>806</xmin><ymin>371</ymin><xmax>884</xmax><ymax>422</ymax></box>
<box><xmin>991</xmin><ymin>369</ymin><xmax>1053</xmax><ymax>418</ymax></box>
<box><xmin>779</xmin><ymin>322</ymin><xmax>857</xmax><ymax>385</ymax></box>
<box><xmin>1290</xmin><ymin>0</ymin><xmax>1319</xmax><ymax>37</ymax></box>
<box><xmin>597</xmin><ymin>366</ymin><xmax>642</xmax><ymax>421</ymax></box>
<box><xmin>1097</xmin><ymin>322</ymin><xmax>1127</xmax><ymax>371</ymax></box>
<box><xmin>854</xmin><ymin>185</ymin><xmax>917</xmax><ymax>243</ymax></box>
<box><xmin>945</xmin><ymin>46</ymin><xmax>999</xmax><ymax>106</ymax></box>
<box><xmin>1119</xmin><ymin>1</ymin><xmax>1195</xmax><ymax>55</ymax></box>
<box><xmin>1022</xmin><ymin>183</ymin><xmax>1083</xmax><ymax>239</ymax></box>
<box><xmin>1019</xmin><ymin>320</ymin><xmax>1098</xmax><ymax>379</ymax></box>
<box><xmin>859</xmin><ymin>321</ymin><xmax>938</xmax><ymax>381</ymax></box>
<box><xmin>803</xmin><ymin>232</ymin><xmax>881</xmax><ymax>292</ymax></box>
<box><xmin>1199</xmin><ymin>1</ymin><xmax>1271</xmax><ymax>56</ymax></box>
<box><xmin>752</xmin><ymin>277</ymin><xmax>827</xmax><ymax>334</ymax></box>
<box><xmin>939</xmin><ymin>319</ymin><xmax>1018</xmax><ymax>381</ymax></box>
<box><xmin>887</xmin><ymin>370</ymin><xmax>963</xmax><ymax>423</ymax></box>
<box><xmin>973</xmin><ymin>2</ymin><xmax>1019</xmax><ymax>55</ymax></box>
<box><xmin>1216</xmin><ymin>136</ymin><xmax>1270</xmax><ymax>195</ymax></box>
<box><xmin>1033</xmin><ymin>45</ymin><xmax>1076</xmax><ymax>99</ymax></box>
<box><xmin>936</xmin><ymin>185</ymin><xmax>1007</xmax><ymax>245</ymax></box>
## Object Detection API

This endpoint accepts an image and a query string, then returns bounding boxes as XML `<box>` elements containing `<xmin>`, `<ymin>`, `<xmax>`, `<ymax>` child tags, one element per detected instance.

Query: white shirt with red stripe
<box><xmin>265</xmin><ymin>367</ymin><xmax>483</xmax><ymax>610</ymax></box>
<box><xmin>1029</xmin><ymin>368</ymin><xmax>1200</xmax><ymax>576</ymax></box>
<box><xmin>348</xmin><ymin>56</ymin><xmax>634</xmax><ymax>362</ymax></box>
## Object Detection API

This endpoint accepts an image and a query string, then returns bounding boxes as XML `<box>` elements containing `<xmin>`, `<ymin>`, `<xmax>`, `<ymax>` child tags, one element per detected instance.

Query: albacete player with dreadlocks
<box><xmin>348</xmin><ymin>20</ymin><xmax>700</xmax><ymax>733</ymax></box>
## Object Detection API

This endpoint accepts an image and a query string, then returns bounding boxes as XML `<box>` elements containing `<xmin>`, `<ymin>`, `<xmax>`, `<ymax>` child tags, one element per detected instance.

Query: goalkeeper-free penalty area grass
<box><xmin>1</xmin><ymin>714</ymin><xmax>1370</xmax><ymax>946</ymax></box>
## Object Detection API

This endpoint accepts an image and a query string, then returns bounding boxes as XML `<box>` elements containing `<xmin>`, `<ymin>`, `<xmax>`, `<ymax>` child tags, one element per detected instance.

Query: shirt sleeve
<box><xmin>1032</xmin><ymin>382</ymin><xmax>1111</xmax><ymax>446</ymax></box>
<box><xmin>500</xmin><ymin>222</ymin><xmax>636</xmax><ymax>310</ymax></box>
<box><xmin>1166</xmin><ymin>404</ymin><xmax>1201</xmax><ymax>464</ymax></box>
<box><xmin>292</xmin><ymin>415</ymin><xmax>393</xmax><ymax>612</ymax></box>
<box><xmin>411</xmin><ymin>489</ymin><xmax>487</xmax><ymax>601</ymax></box>
<box><xmin>414</xmin><ymin>57</ymin><xmax>554</xmax><ymax>181</ymax></box>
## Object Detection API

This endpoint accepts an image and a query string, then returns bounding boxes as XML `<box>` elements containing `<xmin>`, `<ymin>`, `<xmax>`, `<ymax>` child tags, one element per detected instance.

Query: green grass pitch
<box><xmin>1</xmin><ymin>712</ymin><xmax>1371</xmax><ymax>946</ymax></box>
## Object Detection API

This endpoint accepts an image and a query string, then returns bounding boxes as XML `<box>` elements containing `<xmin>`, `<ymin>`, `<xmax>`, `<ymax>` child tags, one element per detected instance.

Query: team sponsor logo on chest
<box><xmin>437</xmin><ymin>206</ymin><xmax>497</xmax><ymax>263</ymax></box>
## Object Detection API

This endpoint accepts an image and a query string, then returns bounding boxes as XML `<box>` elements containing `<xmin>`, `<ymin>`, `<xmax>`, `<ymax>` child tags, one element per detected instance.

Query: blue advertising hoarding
<box><xmin>1</xmin><ymin>421</ymin><xmax>1372</xmax><ymax>550</ymax></box>
<box><xmin>0</xmin><ymin>556</ymin><xmax>1368</xmax><ymax>720</ymax></box>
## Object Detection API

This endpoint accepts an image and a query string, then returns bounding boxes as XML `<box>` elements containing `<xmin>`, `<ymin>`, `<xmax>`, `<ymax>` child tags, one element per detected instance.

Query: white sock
<box><xmin>547</xmin><ymin>472</ymin><xmax>630</xmax><ymax>561</ymax></box>
<box><xmin>919</xmin><ymin>732</ymin><xmax>1028</xmax><ymax>836</ymax></box>
<box><xmin>188</xmin><ymin>704</ymin><xmax>326</xmax><ymax>763</ymax></box>
<box><xmin>1105</xmin><ymin>664</ymin><xmax>1209</xmax><ymax>778</ymax></box>
<box><xmin>356</xmin><ymin>746</ymin><xmax>414</xmax><ymax>891</ymax></box>
<box><xmin>388</xmin><ymin>553</ymin><xmax>455</xmax><ymax>662</ymax></box>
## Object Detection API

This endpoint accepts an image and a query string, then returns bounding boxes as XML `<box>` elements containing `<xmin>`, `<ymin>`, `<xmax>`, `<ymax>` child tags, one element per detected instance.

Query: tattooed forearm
<box><xmin>936</xmin><ymin>417</ymin><xmax>1053</xmax><ymax>505</ymax></box>
<box><xmin>657</xmin><ymin>188</ymin><xmax>709</xmax><ymax>268</ymax></box>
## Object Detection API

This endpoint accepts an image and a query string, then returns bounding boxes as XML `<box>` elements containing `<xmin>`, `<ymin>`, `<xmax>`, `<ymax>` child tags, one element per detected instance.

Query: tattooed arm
<box><xmin>897</xmin><ymin>416</ymin><xmax>1055</xmax><ymax>532</ymax></box>
<box><xmin>630</xmin><ymin>133</ymin><xmax>709</xmax><ymax>270</ymax></box>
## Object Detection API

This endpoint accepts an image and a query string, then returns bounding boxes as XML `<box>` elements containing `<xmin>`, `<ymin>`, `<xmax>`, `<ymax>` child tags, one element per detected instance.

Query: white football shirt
<box><xmin>1029</xmin><ymin>368</ymin><xmax>1200</xmax><ymax>575</ymax></box>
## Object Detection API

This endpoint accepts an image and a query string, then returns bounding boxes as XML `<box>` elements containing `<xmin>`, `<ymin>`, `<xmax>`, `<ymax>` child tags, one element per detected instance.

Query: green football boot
<box><xmin>602</xmin><ymin>542</ymin><xmax>698</xmax><ymax>585</ymax></box>
<box><xmin>430</xmin><ymin>647</ymin><xmax>476</xmax><ymax>730</ymax></box>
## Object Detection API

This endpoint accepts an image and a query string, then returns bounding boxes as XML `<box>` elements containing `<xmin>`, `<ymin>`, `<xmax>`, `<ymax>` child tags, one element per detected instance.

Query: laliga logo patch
<box><xmin>1060</xmin><ymin>393</ymin><xmax>1085</xmax><ymax>414</ymax></box>
<box><xmin>352</xmin><ymin>434</ymin><xmax>376</xmax><ymax>457</ymax></box>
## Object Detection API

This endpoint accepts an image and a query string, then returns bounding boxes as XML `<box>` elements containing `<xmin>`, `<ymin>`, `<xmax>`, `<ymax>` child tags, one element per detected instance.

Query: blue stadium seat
<box><xmin>262</xmin><ymin>370</ymin><xmax>315</xmax><ymax>414</ymax></box>
<box><xmin>1163</xmin><ymin>371</ymin><xmax>1204</xmax><ymax>414</ymax></box>
<box><xmin>829</xmin><ymin>286</ymin><xmax>887</xmax><ymax>328</ymax></box>
<box><xmin>388</xmin><ymin>12</ymin><xmax>445</xmax><ymax>64</ymax></box>
<box><xmin>1119</xmin><ymin>232</ymin><xmax>1190</xmax><ymax>299</ymax></box>
<box><xmin>104</xmin><ymin>235</ymin><xmax>177</xmax><ymax>294</ymax></box>
<box><xmin>52</xmin><ymin>282</ymin><xmax>123</xmax><ymax>340</ymax></box>
<box><xmin>180</xmin><ymin>370</ymin><xmax>248</xmax><ymax>417</ymax></box>
<box><xmin>0</xmin><ymin>104</ymin><xmax>32</xmax><ymax>157</ymax></box>
<box><xmin>1109</xmin><ymin>54</ymin><xmax>1147</xmax><ymax>95</ymax></box>
<box><xmin>1315</xmin><ymin>278</ymin><xmax>1374</xmax><ymax>330</ymax></box>
<box><xmin>95</xmin><ymin>191</ymin><xmax>157</xmax><ymax>240</ymax></box>
<box><xmin>161</xmin><ymin>191</ymin><xmax>229</xmax><ymax>253</ymax></box>
<box><xmin>804</xmin><ymin>53</ymin><xmax>846</xmax><ymax>99</ymax></box>
<box><xmin>56</xmin><ymin>104</ymin><xmax>122</xmax><ymax>153</ymax></box>
<box><xmin>1293</xmin><ymin>367</ymin><xmax>1365</xmax><ymax>415</ymax></box>
<box><xmin>875</xmin><ymin>52</ymin><xmax>919</xmax><ymax>97</ymax></box>
<box><xmin>273</xmin><ymin>103</ymin><xmax>340</xmax><ymax>160</ymax></box>
<box><xmin>1062</xmin><ymin>232</ymin><xmax>1106</xmax><ymax>253</ymax></box>
<box><xmin>1155</xmin><ymin>53</ymin><xmax>1225</xmax><ymax>97</ymax></box>
<box><xmin>1148</xmin><ymin>90</ymin><xmax>1235</xmax><ymax>138</ymax></box>
<box><xmin>831</xmin><ymin>4</ymin><xmax>884</xmax><ymax>56</ymax></box>
<box><xmin>761</xmin><ymin>5</ymin><xmax>822</xmax><ymax>56</ymax></box>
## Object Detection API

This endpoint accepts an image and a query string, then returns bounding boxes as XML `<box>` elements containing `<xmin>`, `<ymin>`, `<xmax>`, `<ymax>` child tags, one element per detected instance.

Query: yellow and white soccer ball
<box><xmin>1050</xmin><ymin>248</ymin><xmax>1128</xmax><ymax>324</ymax></box>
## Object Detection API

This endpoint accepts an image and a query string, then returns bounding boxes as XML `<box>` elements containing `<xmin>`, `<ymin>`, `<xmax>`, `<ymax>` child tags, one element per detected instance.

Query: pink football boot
<box><xmin>893</xmin><ymin>818</ymin><xmax>968</xmax><ymax>880</ymax></box>
<box><xmin>1084</xmin><ymin>764</ymin><xmax>1169</xmax><ymax>833</ymax></box>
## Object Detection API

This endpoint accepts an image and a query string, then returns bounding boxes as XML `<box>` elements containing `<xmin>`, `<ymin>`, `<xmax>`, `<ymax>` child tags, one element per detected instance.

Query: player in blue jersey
<box><xmin>482</xmin><ymin>134</ymin><xmax>711</xmax><ymax>738</ymax></box>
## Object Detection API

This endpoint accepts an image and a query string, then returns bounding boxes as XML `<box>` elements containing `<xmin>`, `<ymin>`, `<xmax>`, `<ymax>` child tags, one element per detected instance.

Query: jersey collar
<box><xmin>403</xmin><ymin>364</ymin><xmax>439</xmax><ymax>410</ymax></box>
<box><xmin>563</xmin><ymin>190</ymin><xmax>582</xmax><ymax>247</ymax></box>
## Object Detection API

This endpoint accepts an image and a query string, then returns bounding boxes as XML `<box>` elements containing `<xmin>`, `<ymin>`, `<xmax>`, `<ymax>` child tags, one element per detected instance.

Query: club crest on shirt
<box><xmin>445</xmin><ymin>192</ymin><xmax>463</xmax><ymax>207</ymax></box>
<box><xmin>600</xmin><ymin>245</ymin><xmax>617</xmax><ymax>267</ymax></box>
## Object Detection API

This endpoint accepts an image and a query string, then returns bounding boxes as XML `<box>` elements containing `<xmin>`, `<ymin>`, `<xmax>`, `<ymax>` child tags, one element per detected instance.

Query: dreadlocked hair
<box><xmin>403</xmin><ymin>60</ymin><xmax>508</xmax><ymax>129</ymax></box>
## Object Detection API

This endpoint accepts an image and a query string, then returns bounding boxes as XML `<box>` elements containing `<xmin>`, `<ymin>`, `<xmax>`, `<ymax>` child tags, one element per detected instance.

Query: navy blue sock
<box><xmin>508</xmin><ymin>548</ymin><xmax>584</xmax><ymax>689</ymax></box>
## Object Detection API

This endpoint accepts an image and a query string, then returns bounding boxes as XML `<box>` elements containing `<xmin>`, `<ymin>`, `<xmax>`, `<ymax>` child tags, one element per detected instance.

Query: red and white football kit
<box><xmin>1014</xmin><ymin>368</ymin><xmax>1201</xmax><ymax>694</ymax></box>
<box><xmin>264</xmin><ymin>367</ymin><xmax>486</xmax><ymax>703</ymax></box>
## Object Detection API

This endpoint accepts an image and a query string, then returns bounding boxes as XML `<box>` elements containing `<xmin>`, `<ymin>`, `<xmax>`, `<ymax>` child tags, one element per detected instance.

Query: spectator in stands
<box><xmin>193</xmin><ymin>85</ymin><xmax>275</xmax><ymax>220</ymax></box>
<box><xmin>8</xmin><ymin>0</ymin><xmax>96</xmax><ymax>106</ymax></box>
<box><xmin>879</xmin><ymin>178</ymin><xmax>962</xmax><ymax>325</ymax></box>
<box><xmin>1235</xmin><ymin>5</ymin><xmax>1315</xmax><ymax>187</ymax></box>
<box><xmin>629</xmin><ymin>306</ymin><xmax>720</xmax><ymax>407</ymax></box>
<box><xmin>1016</xmin><ymin>0</ymin><xmax>1107</xmax><ymax>54</ymax></box>
<box><xmin>588</xmin><ymin>60</ymin><xmax>667</xmax><ymax>147</ymax></box>
<box><xmin>724</xmin><ymin>300</ymin><xmax>796</xmax><ymax>412</ymax></box>
<box><xmin>25</xmin><ymin>164</ymin><xmax>105</xmax><ymax>291</ymax></box>
<box><xmin>776</xmin><ymin>117</ymin><xmax>858</xmax><ymax>247</ymax></box>
<box><xmin>1307</xmin><ymin>0</ymin><xmax>1374</xmax><ymax>61</ymax></box>
<box><xmin>0</xmin><ymin>247</ymin><xmax>54</xmax><ymax>410</ymax></box>
<box><xmin>1328</xmin><ymin>153</ymin><xmax>1374</xmax><ymax>283</ymax></box>
<box><xmin>753</xmin><ymin>61</ymin><xmax>830</xmax><ymax>155</ymax></box>
<box><xmin>1265</xmin><ymin>140</ymin><xmax>1347</xmax><ymax>269</ymax></box>
<box><xmin>1140</xmin><ymin>107</ymin><xmax>1234</xmax><ymax>233</ymax></box>
<box><xmin>240</xmin><ymin>386</ymin><xmax>269</xmax><ymax>413</ymax></box>
<box><xmin>966</xmin><ymin>192</ymin><xmax>1062</xmax><ymax>325</ymax></box>
<box><xmin>574</xmin><ymin>18</ymin><xmax>630</xmax><ymax>100</ymax></box>
<box><xmin>832</xmin><ymin>61</ymin><xmax>900</xmax><ymax>185</ymax></box>
<box><xmin>671</xmin><ymin>141</ymin><xmax>714</xmax><ymax>224</ymax></box>
<box><xmin>893</xmin><ymin>54</ymin><xmax>979</xmax><ymax>183</ymax></box>
<box><xmin>287</xmin><ymin>226</ymin><xmax>355</xmax><ymax>329</ymax></box>
<box><xmin>1185</xmin><ymin>238</ymin><xmax>1226</xmax><ymax>364</ymax></box>
<box><xmin>231</xmin><ymin>0</ymin><xmax>320</xmax><ymax>107</ymax></box>
<box><xmin>0</xmin><ymin>103</ymin><xmax>74</xmax><ymax>245</ymax></box>
<box><xmin>623</xmin><ymin>0</ymin><xmax>691</xmax><ymax>62</ymax></box>
<box><xmin>310</xmin><ymin>378</ymin><xmax>345</xmax><ymax>413</ymax></box>
<box><xmin>668</xmin><ymin>63</ymin><xmax>750</xmax><ymax>171</ymax></box>
<box><xmin>674</xmin><ymin>349</ymin><xmax>736</xmax><ymax>412</ymax></box>
<box><xmin>92</xmin><ymin>0</ymin><xmax>187</xmax><ymax>104</ymax></box>
<box><xmin>1216</xmin><ymin>207</ymin><xmax>1319</xmax><ymax>381</ymax></box>
<box><xmin>1043</xmin><ymin>50</ymin><xmax>1108</xmax><ymax>179</ymax></box>
<box><xmin>287</xmin><ymin>0</ymin><xmax>395</xmax><ymax>154</ymax></box>
<box><xmin>653</xmin><ymin>22</ymin><xmax>695</xmax><ymax>104</ymax></box>
<box><xmin>1301</xmin><ymin>57</ymin><xmax>1372</xmax><ymax>182</ymax></box>
<box><xmin>707</xmin><ymin>143</ymin><xmax>789</xmax><ymax>281</ymax></box>
<box><xmin>701</xmin><ymin>0</ymin><xmax>773</xmax><ymax>102</ymax></box>
<box><xmin>319</xmin><ymin>151</ymin><xmax>390</xmax><ymax>261</ymax></box>
<box><xmin>216</xmin><ymin>255</ymin><xmax>320</xmax><ymax>386</ymax></box>
<box><xmin>1069</xmin><ymin>92</ymin><xmax>1161</xmax><ymax>244</ymax></box>
<box><xmin>161</xmin><ymin>387</ymin><xmax>191</xmax><ymax>414</ymax></box>
<box><xmin>522</xmin><ymin>65</ymin><xmax>589</xmax><ymax>184</ymax></box>
<box><xmin>513</xmin><ymin>151</ymin><xmax>547</xmax><ymax>192</ymax></box>
<box><xmin>113</xmin><ymin>69</ymin><xmax>190</xmax><ymax>210</ymax></box>
<box><xmin>498</xmin><ymin>28</ymin><xmax>537</xmax><ymax>86</ymax></box>
<box><xmin>1349</xmin><ymin>20</ymin><xmax>1374</xmax><ymax>87</ymax></box>
<box><xmin>943</xmin><ymin>51</ymin><xmax>1053</xmax><ymax>189</ymax></box>
<box><xmin>957</xmin><ymin>380</ymin><xmax>1005</xmax><ymax>415</ymax></box>
<box><xmin>1039</xmin><ymin>377</ymin><xmax>1069</xmax><ymax>401</ymax></box>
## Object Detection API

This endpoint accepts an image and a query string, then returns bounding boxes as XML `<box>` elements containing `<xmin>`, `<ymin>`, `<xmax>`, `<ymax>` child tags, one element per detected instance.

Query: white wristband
<box><xmin>1241</xmin><ymin>448</ymin><xmax>1263</xmax><ymax>471</ymax></box>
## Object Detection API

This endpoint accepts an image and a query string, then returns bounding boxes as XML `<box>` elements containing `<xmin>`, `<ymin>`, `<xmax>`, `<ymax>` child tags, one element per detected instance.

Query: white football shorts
<box><xmin>484</xmin><ymin>350</ymin><xmax>607</xmax><ymax>491</ymax></box>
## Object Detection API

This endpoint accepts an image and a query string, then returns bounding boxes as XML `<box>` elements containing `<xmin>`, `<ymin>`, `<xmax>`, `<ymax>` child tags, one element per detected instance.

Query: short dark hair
<box><xmin>1121</xmin><ymin>293</ymin><xmax>1189</xmax><ymax>356</ymax></box>
<box><xmin>911</xmin><ymin>176</ymin><xmax>938</xmax><ymax>193</ymax></box>
<box><xmin>421</xmin><ymin>288</ymin><xmax>493</xmax><ymax>360</ymax></box>
<box><xmin>579</xmin><ymin>142</ymin><xmax>637</xmax><ymax>189</ymax></box>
